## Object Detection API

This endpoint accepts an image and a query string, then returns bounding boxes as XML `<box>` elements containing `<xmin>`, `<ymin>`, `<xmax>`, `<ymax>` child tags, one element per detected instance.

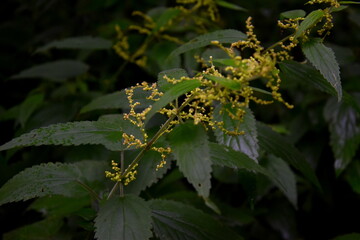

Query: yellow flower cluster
<box><xmin>121</xmin><ymin>16</ymin><xmax>296</xmax><ymax>146</ymax></box>
<box><xmin>278</xmin><ymin>0</ymin><xmax>339</xmax><ymax>41</ymax></box>
<box><xmin>105</xmin><ymin>160</ymin><xmax>138</xmax><ymax>185</ymax></box>
<box><xmin>122</xmin><ymin>82</ymin><xmax>173</xmax><ymax>169</ymax></box>
<box><xmin>152</xmin><ymin>146</ymin><xmax>172</xmax><ymax>170</ymax></box>
<box><xmin>109</xmin><ymin>0</ymin><xmax>341</xmax><ymax>186</ymax></box>
<box><xmin>176</xmin><ymin>0</ymin><xmax>219</xmax><ymax>22</ymax></box>
<box><xmin>307</xmin><ymin>0</ymin><xmax>340</xmax><ymax>8</ymax></box>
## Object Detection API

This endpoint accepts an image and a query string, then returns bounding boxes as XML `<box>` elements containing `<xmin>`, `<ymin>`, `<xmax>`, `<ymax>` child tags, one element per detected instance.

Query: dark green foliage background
<box><xmin>0</xmin><ymin>0</ymin><xmax>360</xmax><ymax>239</ymax></box>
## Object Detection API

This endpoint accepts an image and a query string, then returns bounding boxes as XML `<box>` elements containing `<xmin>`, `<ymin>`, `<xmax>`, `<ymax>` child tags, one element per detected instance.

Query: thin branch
<box><xmin>121</xmin><ymin>94</ymin><xmax>196</xmax><ymax>178</ymax></box>
<box><xmin>76</xmin><ymin>180</ymin><xmax>101</xmax><ymax>202</ymax></box>
<box><xmin>107</xmin><ymin>182</ymin><xmax>119</xmax><ymax>200</ymax></box>
<box><xmin>120</xmin><ymin>151</ymin><xmax>125</xmax><ymax>198</ymax></box>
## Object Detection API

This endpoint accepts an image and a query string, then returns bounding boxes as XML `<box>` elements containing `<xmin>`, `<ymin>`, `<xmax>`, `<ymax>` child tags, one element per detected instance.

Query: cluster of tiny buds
<box><xmin>105</xmin><ymin>160</ymin><xmax>139</xmax><ymax>185</ymax></box>
<box><xmin>152</xmin><ymin>146</ymin><xmax>172</xmax><ymax>170</ymax></box>
<box><xmin>109</xmin><ymin>2</ymin><xmax>344</xmax><ymax>186</ymax></box>
<box><xmin>307</xmin><ymin>0</ymin><xmax>340</xmax><ymax>8</ymax></box>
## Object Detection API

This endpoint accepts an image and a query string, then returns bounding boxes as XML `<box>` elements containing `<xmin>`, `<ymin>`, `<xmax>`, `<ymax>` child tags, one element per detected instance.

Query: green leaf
<box><xmin>145</xmin><ymin>79</ymin><xmax>201</xmax><ymax>123</ymax></box>
<box><xmin>153</xmin><ymin>8</ymin><xmax>181</xmax><ymax>32</ymax></box>
<box><xmin>212</xmin><ymin>58</ymin><xmax>238</xmax><ymax>67</ymax></box>
<box><xmin>11</xmin><ymin>60</ymin><xmax>89</xmax><ymax>82</ymax></box>
<box><xmin>302</xmin><ymin>38</ymin><xmax>342</xmax><ymax>101</ymax></box>
<box><xmin>280</xmin><ymin>63</ymin><xmax>358</xmax><ymax>112</ymax></box>
<box><xmin>0</xmin><ymin>115</ymin><xmax>141</xmax><ymax>151</ymax></box>
<box><xmin>215</xmin><ymin>0</ymin><xmax>247</xmax><ymax>11</ymax></box>
<box><xmin>81</xmin><ymin>88</ymin><xmax>153</xmax><ymax>113</ymax></box>
<box><xmin>339</xmin><ymin>1</ymin><xmax>360</xmax><ymax>4</ymax></box>
<box><xmin>209</xmin><ymin>143</ymin><xmax>296</xmax><ymax>206</ymax></box>
<box><xmin>324</xmin><ymin>97</ymin><xmax>360</xmax><ymax>175</ymax></box>
<box><xmin>35</xmin><ymin>36</ymin><xmax>112</xmax><ymax>53</ymax></box>
<box><xmin>168</xmin><ymin>122</ymin><xmax>212</xmax><ymax>198</ymax></box>
<box><xmin>262</xmin><ymin>155</ymin><xmax>297</xmax><ymax>207</ymax></box>
<box><xmin>330</xmin><ymin>5</ymin><xmax>349</xmax><ymax>12</ymax></box>
<box><xmin>203</xmin><ymin>74</ymin><xmax>241</xmax><ymax>90</ymax></box>
<box><xmin>279</xmin><ymin>60</ymin><xmax>338</xmax><ymax>97</ymax></box>
<box><xmin>257</xmin><ymin>122</ymin><xmax>321</xmax><ymax>189</ymax></box>
<box><xmin>150</xmin><ymin>199</ymin><xmax>244</xmax><ymax>240</ymax></box>
<box><xmin>94</xmin><ymin>195</ymin><xmax>152</xmax><ymax>240</ymax></box>
<box><xmin>345</xmin><ymin>160</ymin><xmax>360</xmax><ymax>194</ymax></box>
<box><xmin>332</xmin><ymin>233</ymin><xmax>360</xmax><ymax>240</ymax></box>
<box><xmin>29</xmin><ymin>195</ymin><xmax>90</xmax><ymax>218</ymax></box>
<box><xmin>3</xmin><ymin>218</ymin><xmax>63</xmax><ymax>240</ymax></box>
<box><xmin>214</xmin><ymin>105</ymin><xmax>259</xmax><ymax>161</ymax></box>
<box><xmin>157</xmin><ymin>68</ymin><xmax>188</xmax><ymax>92</ymax></box>
<box><xmin>168</xmin><ymin>29</ymin><xmax>246</xmax><ymax>59</ymax></box>
<box><xmin>0</xmin><ymin>161</ymin><xmax>106</xmax><ymax>205</ymax></box>
<box><xmin>294</xmin><ymin>9</ymin><xmax>325</xmax><ymax>38</ymax></box>
<box><xmin>125</xmin><ymin>150</ymin><xmax>171</xmax><ymax>195</ymax></box>
<box><xmin>18</xmin><ymin>93</ymin><xmax>44</xmax><ymax>127</ymax></box>
<box><xmin>280</xmin><ymin>9</ymin><xmax>306</xmax><ymax>19</ymax></box>
<box><xmin>250</xmin><ymin>87</ymin><xmax>272</xmax><ymax>95</ymax></box>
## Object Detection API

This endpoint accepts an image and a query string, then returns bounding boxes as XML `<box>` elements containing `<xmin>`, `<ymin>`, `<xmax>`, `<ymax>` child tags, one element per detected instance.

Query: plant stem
<box><xmin>107</xmin><ymin>92</ymin><xmax>196</xmax><ymax>200</ymax></box>
<box><xmin>120</xmin><ymin>94</ymin><xmax>195</xmax><ymax>178</ymax></box>
<box><xmin>107</xmin><ymin>182</ymin><xmax>119</xmax><ymax>200</ymax></box>
<box><xmin>264</xmin><ymin>34</ymin><xmax>293</xmax><ymax>52</ymax></box>
<box><xmin>120</xmin><ymin>151</ymin><xmax>125</xmax><ymax>198</ymax></box>
<box><xmin>76</xmin><ymin>181</ymin><xmax>101</xmax><ymax>202</ymax></box>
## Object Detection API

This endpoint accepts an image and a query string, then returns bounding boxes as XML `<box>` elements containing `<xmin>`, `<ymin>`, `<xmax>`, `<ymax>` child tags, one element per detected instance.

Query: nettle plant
<box><xmin>1</xmin><ymin>0</ymin><xmax>359</xmax><ymax>239</ymax></box>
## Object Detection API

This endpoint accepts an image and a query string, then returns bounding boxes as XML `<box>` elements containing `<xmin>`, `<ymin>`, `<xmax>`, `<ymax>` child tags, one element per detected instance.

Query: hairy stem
<box><xmin>76</xmin><ymin>181</ymin><xmax>101</xmax><ymax>202</ymax></box>
<box><xmin>121</xmin><ymin>94</ymin><xmax>195</xmax><ymax>178</ymax></box>
<box><xmin>264</xmin><ymin>34</ymin><xmax>293</xmax><ymax>52</ymax></box>
<box><xmin>120</xmin><ymin>151</ymin><xmax>125</xmax><ymax>198</ymax></box>
<box><xmin>107</xmin><ymin>92</ymin><xmax>196</xmax><ymax>200</ymax></box>
<box><xmin>107</xmin><ymin>182</ymin><xmax>119</xmax><ymax>200</ymax></box>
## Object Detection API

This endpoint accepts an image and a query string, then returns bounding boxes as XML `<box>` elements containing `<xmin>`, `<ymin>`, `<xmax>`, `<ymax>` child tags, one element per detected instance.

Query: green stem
<box><xmin>76</xmin><ymin>181</ymin><xmax>101</xmax><ymax>202</ymax></box>
<box><xmin>107</xmin><ymin>182</ymin><xmax>119</xmax><ymax>200</ymax></box>
<box><xmin>107</xmin><ymin>93</ymin><xmax>196</xmax><ymax>200</ymax></box>
<box><xmin>120</xmin><ymin>94</ymin><xmax>196</xmax><ymax>178</ymax></box>
<box><xmin>264</xmin><ymin>34</ymin><xmax>293</xmax><ymax>52</ymax></box>
<box><xmin>120</xmin><ymin>151</ymin><xmax>125</xmax><ymax>198</ymax></box>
